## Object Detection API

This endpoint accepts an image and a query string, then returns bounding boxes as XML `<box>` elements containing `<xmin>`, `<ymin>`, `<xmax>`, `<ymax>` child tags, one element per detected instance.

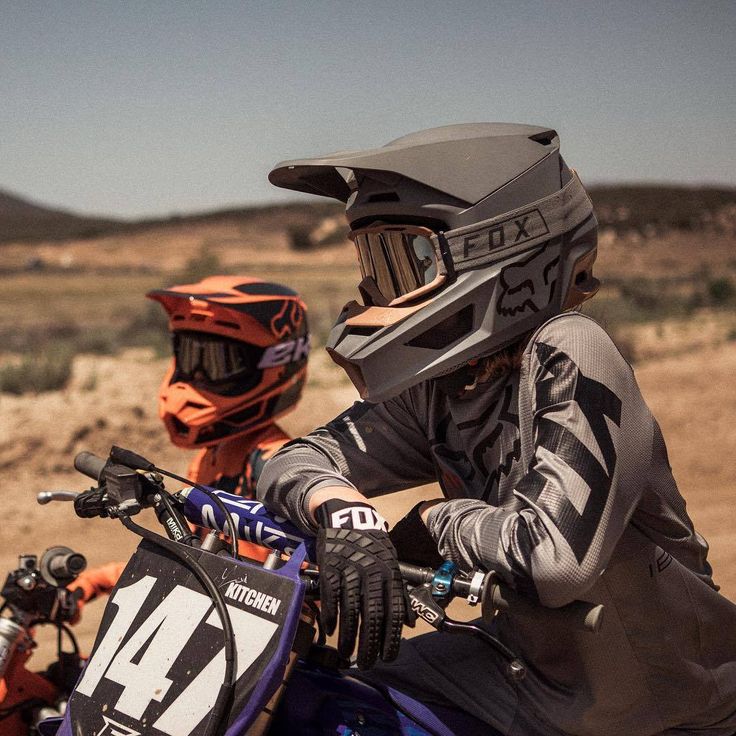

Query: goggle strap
<box><xmin>445</xmin><ymin>172</ymin><xmax>594</xmax><ymax>272</ymax></box>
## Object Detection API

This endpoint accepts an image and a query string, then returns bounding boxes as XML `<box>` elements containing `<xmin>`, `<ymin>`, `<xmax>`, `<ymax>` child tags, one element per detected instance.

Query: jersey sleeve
<box><xmin>256</xmin><ymin>390</ymin><xmax>436</xmax><ymax>533</ymax></box>
<box><xmin>428</xmin><ymin>314</ymin><xmax>654</xmax><ymax>607</ymax></box>
<box><xmin>243</xmin><ymin>425</ymin><xmax>291</xmax><ymax>496</ymax></box>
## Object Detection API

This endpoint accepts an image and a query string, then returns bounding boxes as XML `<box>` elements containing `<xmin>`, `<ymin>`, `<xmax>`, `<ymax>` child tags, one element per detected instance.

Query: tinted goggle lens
<box><xmin>350</xmin><ymin>226</ymin><xmax>442</xmax><ymax>303</ymax></box>
<box><xmin>173</xmin><ymin>332</ymin><xmax>261</xmax><ymax>384</ymax></box>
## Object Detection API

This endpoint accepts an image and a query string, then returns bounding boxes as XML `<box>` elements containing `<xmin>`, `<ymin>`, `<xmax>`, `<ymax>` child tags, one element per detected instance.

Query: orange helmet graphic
<box><xmin>147</xmin><ymin>275</ymin><xmax>309</xmax><ymax>448</ymax></box>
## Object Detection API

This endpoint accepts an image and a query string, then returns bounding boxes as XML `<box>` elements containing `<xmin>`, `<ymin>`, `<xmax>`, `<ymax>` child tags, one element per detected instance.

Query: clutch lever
<box><xmin>37</xmin><ymin>491</ymin><xmax>80</xmax><ymax>505</ymax></box>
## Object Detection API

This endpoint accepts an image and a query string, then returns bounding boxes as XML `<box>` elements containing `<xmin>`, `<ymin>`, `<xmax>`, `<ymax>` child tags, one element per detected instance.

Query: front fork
<box><xmin>245</xmin><ymin>552</ymin><xmax>318</xmax><ymax>736</ymax></box>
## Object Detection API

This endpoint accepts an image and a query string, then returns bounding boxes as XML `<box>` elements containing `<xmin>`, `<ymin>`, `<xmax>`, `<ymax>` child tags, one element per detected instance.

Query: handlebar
<box><xmin>47</xmin><ymin>447</ymin><xmax>604</xmax><ymax>636</ymax></box>
<box><xmin>40</xmin><ymin>546</ymin><xmax>87</xmax><ymax>585</ymax></box>
<box><xmin>399</xmin><ymin>561</ymin><xmax>604</xmax><ymax>634</ymax></box>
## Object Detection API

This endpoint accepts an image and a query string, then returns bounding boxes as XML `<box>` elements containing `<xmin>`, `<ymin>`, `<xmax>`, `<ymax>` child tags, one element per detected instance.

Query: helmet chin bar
<box><xmin>325</xmin><ymin>347</ymin><xmax>369</xmax><ymax>400</ymax></box>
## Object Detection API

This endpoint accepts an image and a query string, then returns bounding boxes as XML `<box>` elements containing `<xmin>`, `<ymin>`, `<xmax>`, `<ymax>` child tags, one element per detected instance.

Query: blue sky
<box><xmin>2</xmin><ymin>0</ymin><xmax>734</xmax><ymax>218</ymax></box>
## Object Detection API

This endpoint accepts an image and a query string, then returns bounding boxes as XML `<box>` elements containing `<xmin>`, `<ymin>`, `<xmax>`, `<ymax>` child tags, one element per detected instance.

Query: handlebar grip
<box><xmin>490</xmin><ymin>585</ymin><xmax>604</xmax><ymax>633</ymax></box>
<box><xmin>74</xmin><ymin>451</ymin><xmax>107</xmax><ymax>482</ymax></box>
<box><xmin>40</xmin><ymin>546</ymin><xmax>87</xmax><ymax>585</ymax></box>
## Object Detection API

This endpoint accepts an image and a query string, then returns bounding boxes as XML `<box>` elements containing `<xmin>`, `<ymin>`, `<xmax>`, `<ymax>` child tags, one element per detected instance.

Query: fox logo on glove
<box><xmin>329</xmin><ymin>506</ymin><xmax>388</xmax><ymax>531</ymax></box>
<box><xmin>316</xmin><ymin>499</ymin><xmax>389</xmax><ymax>532</ymax></box>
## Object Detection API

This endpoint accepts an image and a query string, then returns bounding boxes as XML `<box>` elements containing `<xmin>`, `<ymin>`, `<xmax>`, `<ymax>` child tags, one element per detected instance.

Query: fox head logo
<box><xmin>497</xmin><ymin>248</ymin><xmax>559</xmax><ymax>318</ymax></box>
<box><xmin>270</xmin><ymin>301</ymin><xmax>305</xmax><ymax>340</ymax></box>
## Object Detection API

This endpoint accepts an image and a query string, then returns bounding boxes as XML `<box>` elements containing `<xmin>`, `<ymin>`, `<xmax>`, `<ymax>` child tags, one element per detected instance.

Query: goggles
<box><xmin>349</xmin><ymin>225</ymin><xmax>446</xmax><ymax>306</ymax></box>
<box><xmin>173</xmin><ymin>331</ymin><xmax>262</xmax><ymax>387</ymax></box>
<box><xmin>348</xmin><ymin>173</ymin><xmax>596</xmax><ymax>308</ymax></box>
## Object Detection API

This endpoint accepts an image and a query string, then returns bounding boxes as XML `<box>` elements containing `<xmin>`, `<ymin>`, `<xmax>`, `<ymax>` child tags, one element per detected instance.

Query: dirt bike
<box><xmin>24</xmin><ymin>446</ymin><xmax>603</xmax><ymax>736</ymax></box>
<box><xmin>0</xmin><ymin>545</ymin><xmax>123</xmax><ymax>735</ymax></box>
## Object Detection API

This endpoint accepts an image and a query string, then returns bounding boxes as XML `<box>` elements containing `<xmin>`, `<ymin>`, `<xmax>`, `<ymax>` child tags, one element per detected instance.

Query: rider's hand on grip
<box><xmin>315</xmin><ymin>499</ymin><xmax>410</xmax><ymax>670</ymax></box>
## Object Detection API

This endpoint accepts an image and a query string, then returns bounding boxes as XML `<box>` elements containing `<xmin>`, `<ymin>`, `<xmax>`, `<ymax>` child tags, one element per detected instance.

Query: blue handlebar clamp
<box><xmin>431</xmin><ymin>560</ymin><xmax>458</xmax><ymax>604</ymax></box>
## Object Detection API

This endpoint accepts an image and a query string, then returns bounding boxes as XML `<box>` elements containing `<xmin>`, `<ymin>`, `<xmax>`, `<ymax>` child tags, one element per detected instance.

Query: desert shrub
<box><xmin>588</xmin><ymin>186</ymin><xmax>736</xmax><ymax>235</ymax></box>
<box><xmin>176</xmin><ymin>246</ymin><xmax>222</xmax><ymax>284</ymax></box>
<box><xmin>70</xmin><ymin>327</ymin><xmax>118</xmax><ymax>355</ymax></box>
<box><xmin>608</xmin><ymin>329</ymin><xmax>637</xmax><ymax>364</ymax></box>
<box><xmin>706</xmin><ymin>277</ymin><xmax>736</xmax><ymax>305</ymax></box>
<box><xmin>0</xmin><ymin>345</ymin><xmax>74</xmax><ymax>394</ymax></box>
<box><xmin>587</xmin><ymin>278</ymin><xmax>700</xmax><ymax>326</ymax></box>
<box><xmin>0</xmin><ymin>322</ymin><xmax>117</xmax><ymax>356</ymax></box>
<box><xmin>118</xmin><ymin>302</ymin><xmax>171</xmax><ymax>356</ymax></box>
<box><xmin>617</xmin><ymin>281</ymin><xmax>664</xmax><ymax>312</ymax></box>
<box><xmin>81</xmin><ymin>371</ymin><xmax>98</xmax><ymax>391</ymax></box>
<box><xmin>287</xmin><ymin>225</ymin><xmax>314</xmax><ymax>251</ymax></box>
<box><xmin>316</xmin><ymin>226</ymin><xmax>349</xmax><ymax>247</ymax></box>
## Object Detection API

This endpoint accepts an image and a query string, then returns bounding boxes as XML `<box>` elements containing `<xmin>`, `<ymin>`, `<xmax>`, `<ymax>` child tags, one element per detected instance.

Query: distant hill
<box><xmin>0</xmin><ymin>188</ymin><xmax>341</xmax><ymax>245</ymax></box>
<box><xmin>588</xmin><ymin>185</ymin><xmax>736</xmax><ymax>235</ymax></box>
<box><xmin>0</xmin><ymin>189</ymin><xmax>121</xmax><ymax>243</ymax></box>
<box><xmin>1</xmin><ymin>184</ymin><xmax>735</xmax><ymax>245</ymax></box>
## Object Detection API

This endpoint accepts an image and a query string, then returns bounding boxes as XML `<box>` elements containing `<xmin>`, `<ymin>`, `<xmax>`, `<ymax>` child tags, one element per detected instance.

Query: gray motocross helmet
<box><xmin>270</xmin><ymin>123</ymin><xmax>599</xmax><ymax>403</ymax></box>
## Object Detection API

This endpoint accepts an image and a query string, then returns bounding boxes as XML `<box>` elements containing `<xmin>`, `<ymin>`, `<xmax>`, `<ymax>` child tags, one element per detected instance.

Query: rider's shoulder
<box><xmin>525</xmin><ymin>312</ymin><xmax>630</xmax><ymax>371</ymax></box>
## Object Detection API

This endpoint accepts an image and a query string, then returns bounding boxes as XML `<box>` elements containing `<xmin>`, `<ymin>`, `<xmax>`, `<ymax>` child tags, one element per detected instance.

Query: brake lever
<box><xmin>408</xmin><ymin>583</ymin><xmax>526</xmax><ymax>681</ymax></box>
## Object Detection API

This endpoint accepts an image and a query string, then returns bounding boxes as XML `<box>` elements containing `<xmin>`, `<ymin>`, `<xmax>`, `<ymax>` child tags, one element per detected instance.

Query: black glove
<box><xmin>389</xmin><ymin>502</ymin><xmax>444</xmax><ymax>568</ymax></box>
<box><xmin>315</xmin><ymin>499</ymin><xmax>412</xmax><ymax>670</ymax></box>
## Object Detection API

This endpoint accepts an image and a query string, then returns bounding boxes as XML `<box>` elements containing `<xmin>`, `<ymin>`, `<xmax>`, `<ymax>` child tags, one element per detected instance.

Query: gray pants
<box><xmin>360</xmin><ymin>625</ymin><xmax>566</xmax><ymax>736</ymax></box>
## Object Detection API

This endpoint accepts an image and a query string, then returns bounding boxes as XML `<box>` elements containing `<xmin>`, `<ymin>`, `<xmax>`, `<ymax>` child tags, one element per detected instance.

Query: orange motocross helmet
<box><xmin>147</xmin><ymin>276</ymin><xmax>309</xmax><ymax>449</ymax></box>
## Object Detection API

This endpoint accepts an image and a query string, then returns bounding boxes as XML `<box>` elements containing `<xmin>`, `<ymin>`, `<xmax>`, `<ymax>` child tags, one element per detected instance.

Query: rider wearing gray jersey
<box><xmin>258</xmin><ymin>124</ymin><xmax>736</xmax><ymax>736</ymax></box>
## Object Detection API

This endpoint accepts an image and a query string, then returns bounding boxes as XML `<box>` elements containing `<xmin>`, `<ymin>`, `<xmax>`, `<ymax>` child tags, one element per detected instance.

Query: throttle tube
<box><xmin>490</xmin><ymin>586</ymin><xmax>604</xmax><ymax>633</ymax></box>
<box><xmin>73</xmin><ymin>451</ymin><xmax>107</xmax><ymax>482</ymax></box>
<box><xmin>49</xmin><ymin>551</ymin><xmax>87</xmax><ymax>580</ymax></box>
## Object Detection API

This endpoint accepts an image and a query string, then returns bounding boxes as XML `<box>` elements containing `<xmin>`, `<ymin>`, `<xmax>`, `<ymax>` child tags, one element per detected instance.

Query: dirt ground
<box><xmin>1</xmin><ymin>336</ymin><xmax>735</xmax><ymax>661</ymax></box>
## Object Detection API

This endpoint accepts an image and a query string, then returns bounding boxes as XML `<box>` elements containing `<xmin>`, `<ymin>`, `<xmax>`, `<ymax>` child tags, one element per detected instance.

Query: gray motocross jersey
<box><xmin>257</xmin><ymin>313</ymin><xmax>736</xmax><ymax>736</ymax></box>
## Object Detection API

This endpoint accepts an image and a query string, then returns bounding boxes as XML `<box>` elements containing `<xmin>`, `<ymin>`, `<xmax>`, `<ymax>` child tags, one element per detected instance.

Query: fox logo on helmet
<box><xmin>271</xmin><ymin>300</ymin><xmax>305</xmax><ymax>340</ymax></box>
<box><xmin>497</xmin><ymin>247</ymin><xmax>560</xmax><ymax>318</ymax></box>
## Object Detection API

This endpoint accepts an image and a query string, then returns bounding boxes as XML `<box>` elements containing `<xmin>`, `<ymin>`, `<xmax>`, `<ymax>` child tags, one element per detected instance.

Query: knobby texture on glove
<box><xmin>316</xmin><ymin>525</ymin><xmax>412</xmax><ymax>670</ymax></box>
<box><xmin>388</xmin><ymin>502</ymin><xmax>444</xmax><ymax>569</ymax></box>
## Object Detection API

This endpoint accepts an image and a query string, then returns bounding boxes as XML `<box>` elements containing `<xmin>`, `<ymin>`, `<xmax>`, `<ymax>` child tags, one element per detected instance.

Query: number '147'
<box><xmin>75</xmin><ymin>576</ymin><xmax>278</xmax><ymax>736</ymax></box>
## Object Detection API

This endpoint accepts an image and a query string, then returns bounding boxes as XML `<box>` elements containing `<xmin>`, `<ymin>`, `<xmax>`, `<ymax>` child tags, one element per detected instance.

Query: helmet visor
<box><xmin>173</xmin><ymin>331</ymin><xmax>262</xmax><ymax>387</ymax></box>
<box><xmin>350</xmin><ymin>225</ymin><xmax>445</xmax><ymax>305</ymax></box>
